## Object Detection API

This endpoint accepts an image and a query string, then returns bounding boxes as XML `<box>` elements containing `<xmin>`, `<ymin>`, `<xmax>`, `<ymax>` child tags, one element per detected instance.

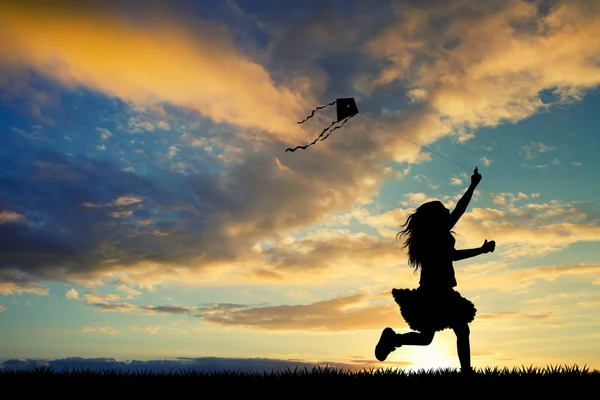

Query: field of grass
<box><xmin>1</xmin><ymin>364</ymin><xmax>598</xmax><ymax>387</ymax></box>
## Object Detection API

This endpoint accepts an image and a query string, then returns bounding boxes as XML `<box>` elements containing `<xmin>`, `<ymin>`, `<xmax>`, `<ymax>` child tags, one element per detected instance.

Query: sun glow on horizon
<box><xmin>389</xmin><ymin>336</ymin><xmax>455</xmax><ymax>372</ymax></box>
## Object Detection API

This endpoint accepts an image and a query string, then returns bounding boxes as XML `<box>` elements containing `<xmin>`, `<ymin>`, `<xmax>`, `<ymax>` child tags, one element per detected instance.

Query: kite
<box><xmin>284</xmin><ymin>96</ymin><xmax>473</xmax><ymax>173</ymax></box>
<box><xmin>285</xmin><ymin>98</ymin><xmax>359</xmax><ymax>152</ymax></box>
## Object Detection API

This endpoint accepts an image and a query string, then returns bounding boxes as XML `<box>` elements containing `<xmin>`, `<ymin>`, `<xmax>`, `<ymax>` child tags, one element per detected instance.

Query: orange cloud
<box><xmin>458</xmin><ymin>263</ymin><xmax>600</xmax><ymax>295</ymax></box>
<box><xmin>0</xmin><ymin>211</ymin><xmax>25</xmax><ymax>224</ymax></box>
<box><xmin>201</xmin><ymin>293</ymin><xmax>404</xmax><ymax>332</ymax></box>
<box><xmin>24</xmin><ymin>185</ymin><xmax>593</xmax><ymax>293</ymax></box>
<box><xmin>363</xmin><ymin>1</ymin><xmax>600</xmax><ymax>131</ymax></box>
<box><xmin>476</xmin><ymin>311</ymin><xmax>550</xmax><ymax>321</ymax></box>
<box><xmin>0</xmin><ymin>1</ymin><xmax>308</xmax><ymax>138</ymax></box>
<box><xmin>39</xmin><ymin>194</ymin><xmax>598</xmax><ymax>291</ymax></box>
<box><xmin>0</xmin><ymin>281</ymin><xmax>49</xmax><ymax>296</ymax></box>
<box><xmin>84</xmin><ymin>297</ymin><xmax>197</xmax><ymax>315</ymax></box>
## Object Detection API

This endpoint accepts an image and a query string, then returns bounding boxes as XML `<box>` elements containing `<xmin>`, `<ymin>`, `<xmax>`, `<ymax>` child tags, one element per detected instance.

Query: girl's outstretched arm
<box><xmin>452</xmin><ymin>240</ymin><xmax>495</xmax><ymax>261</ymax></box>
<box><xmin>449</xmin><ymin>167</ymin><xmax>482</xmax><ymax>229</ymax></box>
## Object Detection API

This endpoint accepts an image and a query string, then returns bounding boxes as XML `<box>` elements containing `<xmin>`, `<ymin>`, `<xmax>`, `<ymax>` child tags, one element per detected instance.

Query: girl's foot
<box><xmin>375</xmin><ymin>327</ymin><xmax>398</xmax><ymax>361</ymax></box>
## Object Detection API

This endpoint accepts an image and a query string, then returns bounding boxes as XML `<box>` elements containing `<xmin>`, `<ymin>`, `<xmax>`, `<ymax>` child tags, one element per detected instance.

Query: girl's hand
<box><xmin>481</xmin><ymin>239</ymin><xmax>496</xmax><ymax>253</ymax></box>
<box><xmin>471</xmin><ymin>167</ymin><xmax>482</xmax><ymax>187</ymax></box>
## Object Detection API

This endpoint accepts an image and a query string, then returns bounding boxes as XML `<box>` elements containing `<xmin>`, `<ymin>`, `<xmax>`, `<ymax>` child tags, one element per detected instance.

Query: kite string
<box><xmin>356</xmin><ymin>115</ymin><xmax>473</xmax><ymax>172</ymax></box>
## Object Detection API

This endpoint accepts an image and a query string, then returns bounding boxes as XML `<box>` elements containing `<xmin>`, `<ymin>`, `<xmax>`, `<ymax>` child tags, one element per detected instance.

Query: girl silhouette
<box><xmin>375</xmin><ymin>167</ymin><xmax>495</xmax><ymax>374</ymax></box>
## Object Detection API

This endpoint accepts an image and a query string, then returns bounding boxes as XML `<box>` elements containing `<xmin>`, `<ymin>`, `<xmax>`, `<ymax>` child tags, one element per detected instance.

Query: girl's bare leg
<box><xmin>397</xmin><ymin>331</ymin><xmax>435</xmax><ymax>346</ymax></box>
<box><xmin>453</xmin><ymin>324</ymin><xmax>472</xmax><ymax>373</ymax></box>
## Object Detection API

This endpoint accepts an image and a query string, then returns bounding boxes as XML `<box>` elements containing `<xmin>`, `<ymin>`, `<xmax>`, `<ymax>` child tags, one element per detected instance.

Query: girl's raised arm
<box><xmin>448</xmin><ymin>167</ymin><xmax>481</xmax><ymax>229</ymax></box>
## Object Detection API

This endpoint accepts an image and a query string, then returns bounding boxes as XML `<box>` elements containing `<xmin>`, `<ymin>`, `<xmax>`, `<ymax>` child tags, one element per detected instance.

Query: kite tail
<box><xmin>319</xmin><ymin>114</ymin><xmax>355</xmax><ymax>142</ymax></box>
<box><xmin>285</xmin><ymin>115</ymin><xmax>355</xmax><ymax>153</ymax></box>
<box><xmin>285</xmin><ymin>120</ymin><xmax>336</xmax><ymax>152</ymax></box>
<box><xmin>297</xmin><ymin>100</ymin><xmax>337</xmax><ymax>124</ymax></box>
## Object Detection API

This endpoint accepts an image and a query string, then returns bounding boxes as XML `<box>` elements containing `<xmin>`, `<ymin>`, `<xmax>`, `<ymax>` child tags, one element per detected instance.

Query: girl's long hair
<box><xmin>396</xmin><ymin>201</ymin><xmax>452</xmax><ymax>274</ymax></box>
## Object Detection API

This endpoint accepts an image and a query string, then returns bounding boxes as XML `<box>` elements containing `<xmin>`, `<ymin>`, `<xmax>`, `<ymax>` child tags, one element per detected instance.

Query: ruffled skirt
<box><xmin>392</xmin><ymin>287</ymin><xmax>476</xmax><ymax>333</ymax></box>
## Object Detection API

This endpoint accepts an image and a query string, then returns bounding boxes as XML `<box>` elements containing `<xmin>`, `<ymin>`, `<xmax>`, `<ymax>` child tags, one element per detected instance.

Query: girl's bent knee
<box><xmin>422</xmin><ymin>331</ymin><xmax>435</xmax><ymax>345</ymax></box>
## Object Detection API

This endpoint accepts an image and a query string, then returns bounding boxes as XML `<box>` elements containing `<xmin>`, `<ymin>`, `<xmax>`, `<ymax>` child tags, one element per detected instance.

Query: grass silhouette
<box><xmin>1</xmin><ymin>364</ymin><xmax>598</xmax><ymax>385</ymax></box>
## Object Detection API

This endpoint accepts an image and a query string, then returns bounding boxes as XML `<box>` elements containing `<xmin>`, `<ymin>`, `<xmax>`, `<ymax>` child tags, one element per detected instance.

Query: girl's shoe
<box><xmin>375</xmin><ymin>327</ymin><xmax>398</xmax><ymax>361</ymax></box>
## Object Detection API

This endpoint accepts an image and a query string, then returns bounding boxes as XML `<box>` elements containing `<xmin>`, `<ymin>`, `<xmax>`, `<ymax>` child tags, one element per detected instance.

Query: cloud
<box><xmin>0</xmin><ymin>129</ymin><xmax>397</xmax><ymax>289</ymax></box>
<box><xmin>476</xmin><ymin>312</ymin><xmax>550</xmax><ymax>321</ymax></box>
<box><xmin>95</xmin><ymin>127</ymin><xmax>112</xmax><ymax>139</ymax></box>
<box><xmin>447</xmin><ymin>197</ymin><xmax>600</xmax><ymax>259</ymax></box>
<box><xmin>0</xmin><ymin>281</ymin><xmax>49</xmax><ymax>296</ymax></box>
<box><xmin>84</xmin><ymin>292</ymin><xmax>123</xmax><ymax>303</ymax></box>
<box><xmin>450</xmin><ymin>177</ymin><xmax>463</xmax><ymax>185</ymax></box>
<box><xmin>578</xmin><ymin>297</ymin><xmax>600</xmax><ymax>307</ymax></box>
<box><xmin>195</xmin><ymin>193</ymin><xmax>580</xmax><ymax>284</ymax></box>
<box><xmin>0</xmin><ymin>211</ymin><xmax>24</xmax><ymax>224</ymax></box>
<box><xmin>142</xmin><ymin>305</ymin><xmax>195</xmax><ymax>314</ymax></box>
<box><xmin>112</xmin><ymin>196</ymin><xmax>143</xmax><ymax>207</ymax></box>
<box><xmin>363</xmin><ymin>1</ymin><xmax>600</xmax><ymax>130</ymax></box>
<box><xmin>200</xmin><ymin>293</ymin><xmax>402</xmax><ymax>332</ymax></box>
<box><xmin>110</xmin><ymin>210</ymin><xmax>133</xmax><ymax>218</ymax></box>
<box><xmin>12</xmin><ymin>178</ymin><xmax>591</xmax><ymax>292</ymax></box>
<box><xmin>1</xmin><ymin>70</ymin><xmax>62</xmax><ymax>123</ymax></box>
<box><xmin>156</xmin><ymin>121</ymin><xmax>171</xmax><ymax>131</ymax></box>
<box><xmin>0</xmin><ymin>305</ymin><xmax>5</xmax><ymax>313</ymax></box>
<box><xmin>399</xmin><ymin>192</ymin><xmax>440</xmax><ymax>208</ymax></box>
<box><xmin>572</xmin><ymin>161</ymin><xmax>582</xmax><ymax>167</ymax></box>
<box><xmin>168</xmin><ymin>146</ymin><xmax>180</xmax><ymax>159</ymax></box>
<box><xmin>0</xmin><ymin>1</ymin><xmax>311</xmax><ymax>138</ymax></box>
<box><xmin>490</xmin><ymin>192</ymin><xmax>530</xmax><ymax>207</ymax></box>
<box><xmin>81</xmin><ymin>326</ymin><xmax>116</xmax><ymax>335</ymax></box>
<box><xmin>480</xmin><ymin>157</ymin><xmax>492</xmax><ymax>167</ymax></box>
<box><xmin>11</xmin><ymin>126</ymin><xmax>46</xmax><ymax>142</ymax></box>
<box><xmin>469</xmin><ymin>263</ymin><xmax>600</xmax><ymax>293</ymax></box>
<box><xmin>0</xmin><ymin>0</ymin><xmax>599</xmax><ymax>293</ymax></box>
<box><xmin>116</xmin><ymin>285</ymin><xmax>142</xmax><ymax>298</ymax></box>
<box><xmin>77</xmin><ymin>288</ymin><xmax>181</xmax><ymax>314</ymax></box>
<box><xmin>407</xmin><ymin>88</ymin><xmax>428</xmax><ymax>103</ymax></box>
<box><xmin>525</xmin><ymin>291</ymin><xmax>597</xmax><ymax>307</ymax></box>
<box><xmin>128</xmin><ymin>118</ymin><xmax>155</xmax><ymax>133</ymax></box>
<box><xmin>332</xmin><ymin>193</ymin><xmax>600</xmax><ymax>269</ymax></box>
<box><xmin>521</xmin><ymin>142</ymin><xmax>556</xmax><ymax>160</ymax></box>
<box><xmin>85</xmin><ymin>297</ymin><xmax>197</xmax><ymax>315</ymax></box>
<box><xmin>65</xmin><ymin>288</ymin><xmax>79</xmax><ymax>300</ymax></box>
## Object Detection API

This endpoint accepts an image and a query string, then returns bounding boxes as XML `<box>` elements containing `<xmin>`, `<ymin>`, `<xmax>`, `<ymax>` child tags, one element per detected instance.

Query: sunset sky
<box><xmin>1</xmin><ymin>0</ymin><xmax>599</xmax><ymax>372</ymax></box>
